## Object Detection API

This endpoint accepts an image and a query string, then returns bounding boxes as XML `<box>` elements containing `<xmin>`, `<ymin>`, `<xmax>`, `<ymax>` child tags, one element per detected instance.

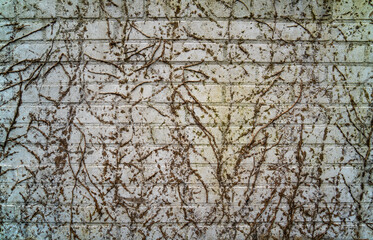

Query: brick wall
<box><xmin>0</xmin><ymin>0</ymin><xmax>372</xmax><ymax>239</ymax></box>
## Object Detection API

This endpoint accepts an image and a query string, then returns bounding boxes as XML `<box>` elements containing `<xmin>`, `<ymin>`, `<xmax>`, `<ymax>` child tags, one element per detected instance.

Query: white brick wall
<box><xmin>0</xmin><ymin>0</ymin><xmax>372</xmax><ymax>239</ymax></box>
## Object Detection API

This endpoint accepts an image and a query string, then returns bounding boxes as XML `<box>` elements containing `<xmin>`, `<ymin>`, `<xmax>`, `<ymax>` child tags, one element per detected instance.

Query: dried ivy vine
<box><xmin>0</xmin><ymin>0</ymin><xmax>372</xmax><ymax>239</ymax></box>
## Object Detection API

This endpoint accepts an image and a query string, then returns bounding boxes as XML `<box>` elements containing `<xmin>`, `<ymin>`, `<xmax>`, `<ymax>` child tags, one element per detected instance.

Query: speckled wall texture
<box><xmin>0</xmin><ymin>0</ymin><xmax>372</xmax><ymax>239</ymax></box>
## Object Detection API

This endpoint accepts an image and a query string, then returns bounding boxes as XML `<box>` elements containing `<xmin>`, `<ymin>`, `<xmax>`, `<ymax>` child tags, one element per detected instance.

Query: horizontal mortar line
<box><xmin>0</xmin><ymin>82</ymin><xmax>315</xmax><ymax>85</ymax></box>
<box><xmin>144</xmin><ymin>16</ymin><xmax>373</xmax><ymax>21</ymax></box>
<box><xmin>66</xmin><ymin>82</ymin><xmax>373</xmax><ymax>86</ymax></box>
<box><xmin>5</xmin><ymin>181</ymin><xmax>364</xmax><ymax>186</ymax></box>
<box><xmin>56</xmin><ymin>17</ymin><xmax>147</xmax><ymax>21</ymax></box>
<box><xmin>0</xmin><ymin>76</ymin><xmax>371</xmax><ymax>82</ymax></box>
<box><xmin>6</xmin><ymin>15</ymin><xmax>373</xmax><ymax>22</ymax></box>
<box><xmin>1</xmin><ymin>202</ymin><xmax>369</xmax><ymax>207</ymax></box>
<box><xmin>78</xmin><ymin>83</ymin><xmax>373</xmax><ymax>88</ymax></box>
<box><xmin>1</xmin><ymin>79</ymin><xmax>366</xmax><ymax>84</ymax></box>
<box><xmin>1</xmin><ymin>156</ymin><xmax>367</xmax><ymax>162</ymax></box>
<box><xmin>0</xmin><ymin>182</ymin><xmax>366</xmax><ymax>188</ymax></box>
<box><xmin>2</xmin><ymin>202</ymin><xmax>366</xmax><ymax>206</ymax></box>
<box><xmin>12</xmin><ymin>85</ymin><xmax>369</xmax><ymax>90</ymax></box>
<box><xmin>0</xmin><ymin>16</ymin><xmax>147</xmax><ymax>21</ymax></box>
<box><xmin>44</xmin><ymin>18</ymin><xmax>373</xmax><ymax>24</ymax></box>
<box><xmin>6</xmin><ymin>38</ymin><xmax>373</xmax><ymax>44</ymax></box>
<box><xmin>1</xmin><ymin>182</ymin><xmax>366</xmax><ymax>187</ymax></box>
<box><xmin>0</xmin><ymin>117</ymin><xmax>339</xmax><ymax>122</ymax></box>
<box><xmin>0</xmin><ymin>220</ymin><xmax>363</xmax><ymax>225</ymax></box>
<box><xmin>1</xmin><ymin>164</ymin><xmax>367</xmax><ymax>170</ymax></box>
<box><xmin>2</xmin><ymin>204</ymin><xmax>368</xmax><ymax>210</ymax></box>
<box><xmin>5</xmin><ymin>160</ymin><xmax>366</xmax><ymax>165</ymax></box>
<box><xmin>1</xmin><ymin>182</ymin><xmax>366</xmax><ymax>188</ymax></box>
<box><xmin>2</xmin><ymin>18</ymin><xmax>372</xmax><ymax>27</ymax></box>
<box><xmin>4</xmin><ymin>142</ymin><xmax>366</xmax><ymax>148</ymax></box>
<box><xmin>0</xmin><ymin>121</ymin><xmax>367</xmax><ymax>126</ymax></box>
<box><xmin>1</xmin><ymin>159</ymin><xmax>367</xmax><ymax>165</ymax></box>
<box><xmin>0</xmin><ymin>123</ymin><xmax>367</xmax><ymax>128</ymax></box>
<box><xmin>0</xmin><ymin>122</ymin><xmax>365</xmax><ymax>127</ymax></box>
<box><xmin>3</xmin><ymin>101</ymin><xmax>367</xmax><ymax>106</ymax></box>
<box><xmin>0</xmin><ymin>17</ymin><xmax>372</xmax><ymax>25</ymax></box>
<box><xmin>0</xmin><ymin>100</ymin><xmax>373</xmax><ymax>106</ymax></box>
<box><xmin>0</xmin><ymin>190</ymin><xmax>370</xmax><ymax>198</ymax></box>
<box><xmin>6</xmin><ymin>60</ymin><xmax>371</xmax><ymax>67</ymax></box>
<box><xmin>2</xmin><ymin>102</ymin><xmax>369</xmax><ymax>107</ymax></box>
<box><xmin>4</xmin><ymin>163</ymin><xmax>364</xmax><ymax>169</ymax></box>
<box><xmin>3</xmin><ymin>82</ymin><xmax>368</xmax><ymax>87</ymax></box>
<box><xmin>4</xmin><ymin>60</ymin><xmax>373</xmax><ymax>66</ymax></box>
<box><xmin>0</xmin><ymin>223</ymin><xmax>367</xmax><ymax>230</ymax></box>
<box><xmin>1</xmin><ymin>202</ymin><xmax>367</xmax><ymax>208</ymax></box>
<box><xmin>0</xmin><ymin>192</ymin><xmax>368</xmax><ymax>199</ymax></box>
<box><xmin>210</xmin><ymin>59</ymin><xmax>373</xmax><ymax>64</ymax></box>
<box><xmin>0</xmin><ymin>142</ymin><xmax>365</xmax><ymax>148</ymax></box>
<box><xmin>0</xmin><ymin>124</ymin><xmax>368</xmax><ymax>130</ymax></box>
<box><xmin>5</xmin><ymin>81</ymin><xmax>369</xmax><ymax>85</ymax></box>
<box><xmin>0</xmin><ymin>152</ymin><xmax>368</xmax><ymax>159</ymax></box>
<box><xmin>1</xmin><ymin>119</ymin><xmax>367</xmax><ymax>125</ymax></box>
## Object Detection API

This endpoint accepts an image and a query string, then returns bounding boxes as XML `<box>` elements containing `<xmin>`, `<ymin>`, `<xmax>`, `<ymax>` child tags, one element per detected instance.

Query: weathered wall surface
<box><xmin>0</xmin><ymin>0</ymin><xmax>372</xmax><ymax>239</ymax></box>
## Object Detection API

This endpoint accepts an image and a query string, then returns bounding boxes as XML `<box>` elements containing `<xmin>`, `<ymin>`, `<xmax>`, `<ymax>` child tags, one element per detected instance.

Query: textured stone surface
<box><xmin>0</xmin><ymin>0</ymin><xmax>372</xmax><ymax>239</ymax></box>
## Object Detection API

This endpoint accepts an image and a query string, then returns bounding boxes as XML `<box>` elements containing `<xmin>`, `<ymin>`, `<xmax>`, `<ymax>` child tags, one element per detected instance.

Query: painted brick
<box><xmin>328</xmin><ymin>65</ymin><xmax>373</xmax><ymax>84</ymax></box>
<box><xmin>146</xmin><ymin>0</ymin><xmax>206</xmax><ymax>18</ymax></box>
<box><xmin>275</xmin><ymin>0</ymin><xmax>332</xmax><ymax>19</ymax></box>
<box><xmin>226</xmin><ymin>84</ymin><xmax>295</xmax><ymax>104</ymax></box>
<box><xmin>84</xmin><ymin>20</ymin><xmax>117</xmax><ymax>40</ymax></box>
<box><xmin>45</xmin><ymin>20</ymin><xmax>82</xmax><ymax>40</ymax></box>
<box><xmin>85</xmin><ymin>84</ymin><xmax>153</xmax><ymax>103</ymax></box>
<box><xmin>13</xmin><ymin>42</ymin><xmax>81</xmax><ymax>62</ymax></box>
<box><xmin>6</xmin><ymin>20</ymin><xmax>48</xmax><ymax>41</ymax></box>
<box><xmin>367</xmin><ymin>44</ymin><xmax>373</xmax><ymax>62</ymax></box>
<box><xmin>126</xmin><ymin>21</ymin><xmax>187</xmax><ymax>40</ymax></box>
<box><xmin>184</xmin><ymin>64</ymin><xmax>258</xmax><ymax>83</ymax></box>
<box><xmin>152</xmin><ymin>126</ymin><xmax>221</xmax><ymax>145</ymax></box>
<box><xmin>229</xmin><ymin>21</ymin><xmax>273</xmax><ymax>40</ymax></box>
<box><xmin>57</xmin><ymin>0</ymin><xmax>100</xmax><ymax>18</ymax></box>
<box><xmin>0</xmin><ymin>0</ymin><xmax>14</xmax><ymax>18</ymax></box>
<box><xmin>321</xmin><ymin>22</ymin><xmax>373</xmax><ymax>41</ymax></box>
<box><xmin>0</xmin><ymin>0</ymin><xmax>371</xmax><ymax>239</ymax></box>
<box><xmin>230</xmin><ymin>43</ymin><xmax>367</xmax><ymax>63</ymax></box>
<box><xmin>232</xmin><ymin>0</ymin><xmax>274</xmax><ymax>19</ymax></box>
<box><xmin>185</xmin><ymin>21</ymin><xmax>228</xmax><ymax>40</ymax></box>
<box><xmin>84</xmin><ymin>42</ymin><xmax>165</xmax><ymax>62</ymax></box>
<box><xmin>117</xmin><ymin>63</ymin><xmax>173</xmax><ymax>83</ymax></box>
<box><xmin>333</xmin><ymin>0</ymin><xmax>373</xmax><ymax>20</ymax></box>
<box><xmin>167</xmin><ymin>42</ymin><xmax>224</xmax><ymax>62</ymax></box>
<box><xmin>99</xmin><ymin>0</ymin><xmax>143</xmax><ymax>18</ymax></box>
<box><xmin>303</xmin><ymin>125</ymin><xmax>360</xmax><ymax>144</ymax></box>
<box><xmin>316</xmin><ymin>43</ymin><xmax>366</xmax><ymax>63</ymax></box>
<box><xmin>15</xmin><ymin>0</ymin><xmax>57</xmax><ymax>18</ymax></box>
<box><xmin>327</xmin><ymin>106</ymin><xmax>371</xmax><ymax>125</ymax></box>
<box><xmin>273</xmin><ymin>22</ymin><xmax>320</xmax><ymax>41</ymax></box>
<box><xmin>258</xmin><ymin>64</ymin><xmax>328</xmax><ymax>83</ymax></box>
<box><xmin>231</xmin><ymin>21</ymin><xmax>322</xmax><ymax>41</ymax></box>
<box><xmin>0</xmin><ymin>204</ymin><xmax>20</xmax><ymax>222</ymax></box>
<box><xmin>83</xmin><ymin>63</ymin><xmax>119</xmax><ymax>83</ymax></box>
<box><xmin>0</xmin><ymin>105</ymin><xmax>68</xmax><ymax>124</ymax></box>
<box><xmin>20</xmin><ymin>85</ymin><xmax>83</xmax><ymax>103</ymax></box>
<box><xmin>0</xmin><ymin>44</ymin><xmax>12</xmax><ymax>63</ymax></box>
<box><xmin>152</xmin><ymin>84</ymin><xmax>223</xmax><ymax>103</ymax></box>
<box><xmin>228</xmin><ymin>43</ymin><xmax>272</xmax><ymax>62</ymax></box>
<box><xmin>229</xmin><ymin>125</ymin><xmax>301</xmax><ymax>145</ymax></box>
<box><xmin>0</xmin><ymin>21</ymin><xmax>13</xmax><ymax>41</ymax></box>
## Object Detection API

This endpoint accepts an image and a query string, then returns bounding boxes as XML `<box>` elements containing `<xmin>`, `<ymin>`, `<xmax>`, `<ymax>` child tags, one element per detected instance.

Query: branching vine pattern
<box><xmin>0</xmin><ymin>0</ymin><xmax>372</xmax><ymax>239</ymax></box>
